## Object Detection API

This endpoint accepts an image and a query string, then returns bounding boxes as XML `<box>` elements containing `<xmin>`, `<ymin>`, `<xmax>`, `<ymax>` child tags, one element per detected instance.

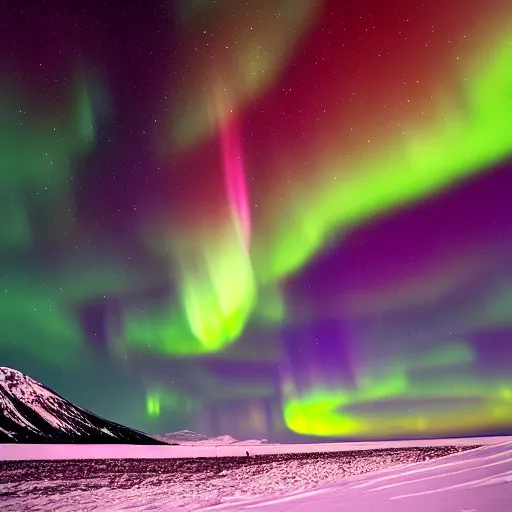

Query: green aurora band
<box><xmin>154</xmin><ymin>29</ymin><xmax>512</xmax><ymax>353</ymax></box>
<box><xmin>283</xmin><ymin>342</ymin><xmax>512</xmax><ymax>437</ymax></box>
<box><xmin>253</xmin><ymin>32</ymin><xmax>512</xmax><ymax>284</ymax></box>
<box><xmin>0</xmin><ymin>80</ymin><xmax>95</xmax><ymax>249</ymax></box>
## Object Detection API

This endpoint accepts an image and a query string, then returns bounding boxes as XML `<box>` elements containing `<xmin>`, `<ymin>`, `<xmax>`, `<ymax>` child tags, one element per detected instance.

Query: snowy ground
<box><xmin>216</xmin><ymin>441</ymin><xmax>512</xmax><ymax>512</ymax></box>
<box><xmin>1</xmin><ymin>439</ymin><xmax>510</xmax><ymax>511</ymax></box>
<box><xmin>0</xmin><ymin>445</ymin><xmax>481</xmax><ymax>511</ymax></box>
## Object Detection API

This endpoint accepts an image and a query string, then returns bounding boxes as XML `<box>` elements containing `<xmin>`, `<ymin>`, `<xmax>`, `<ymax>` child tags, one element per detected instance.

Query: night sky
<box><xmin>1</xmin><ymin>0</ymin><xmax>512</xmax><ymax>441</ymax></box>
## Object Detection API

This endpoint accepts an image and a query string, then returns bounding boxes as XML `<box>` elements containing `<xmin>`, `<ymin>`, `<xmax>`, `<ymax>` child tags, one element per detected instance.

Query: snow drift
<box><xmin>210</xmin><ymin>441</ymin><xmax>512</xmax><ymax>511</ymax></box>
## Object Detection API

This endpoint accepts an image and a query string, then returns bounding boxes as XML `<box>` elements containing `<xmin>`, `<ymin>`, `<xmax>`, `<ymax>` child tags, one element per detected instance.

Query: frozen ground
<box><xmin>0</xmin><ymin>445</ymin><xmax>482</xmax><ymax>511</ymax></box>
<box><xmin>216</xmin><ymin>441</ymin><xmax>512</xmax><ymax>512</ymax></box>
<box><xmin>1</xmin><ymin>439</ymin><xmax>511</xmax><ymax>511</ymax></box>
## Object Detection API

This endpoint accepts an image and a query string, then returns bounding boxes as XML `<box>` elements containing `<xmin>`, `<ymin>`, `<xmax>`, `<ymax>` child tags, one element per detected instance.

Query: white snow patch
<box><xmin>100</xmin><ymin>427</ymin><xmax>116</xmax><ymax>437</ymax></box>
<box><xmin>0</xmin><ymin>426</ymin><xmax>15</xmax><ymax>438</ymax></box>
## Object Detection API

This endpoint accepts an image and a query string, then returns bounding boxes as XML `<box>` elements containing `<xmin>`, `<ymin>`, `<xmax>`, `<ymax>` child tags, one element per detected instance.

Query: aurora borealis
<box><xmin>1</xmin><ymin>0</ymin><xmax>512</xmax><ymax>441</ymax></box>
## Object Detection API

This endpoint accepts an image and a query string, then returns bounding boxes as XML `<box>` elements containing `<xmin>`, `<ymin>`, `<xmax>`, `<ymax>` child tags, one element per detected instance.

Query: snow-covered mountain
<box><xmin>0</xmin><ymin>367</ymin><xmax>165</xmax><ymax>444</ymax></box>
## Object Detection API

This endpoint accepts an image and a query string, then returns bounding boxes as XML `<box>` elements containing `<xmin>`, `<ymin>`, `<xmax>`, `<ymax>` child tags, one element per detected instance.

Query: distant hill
<box><xmin>153</xmin><ymin>429</ymin><xmax>210</xmax><ymax>444</ymax></box>
<box><xmin>154</xmin><ymin>429</ymin><xmax>269</xmax><ymax>445</ymax></box>
<box><xmin>0</xmin><ymin>367</ymin><xmax>166</xmax><ymax>444</ymax></box>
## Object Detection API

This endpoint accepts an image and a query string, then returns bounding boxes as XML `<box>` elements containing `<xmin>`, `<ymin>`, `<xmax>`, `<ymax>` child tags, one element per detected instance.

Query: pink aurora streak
<box><xmin>219</xmin><ymin>113</ymin><xmax>252</xmax><ymax>249</ymax></box>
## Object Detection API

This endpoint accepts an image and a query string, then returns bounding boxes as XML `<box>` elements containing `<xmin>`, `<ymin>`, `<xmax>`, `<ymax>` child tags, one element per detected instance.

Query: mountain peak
<box><xmin>0</xmin><ymin>367</ymin><xmax>28</xmax><ymax>379</ymax></box>
<box><xmin>0</xmin><ymin>367</ymin><xmax>38</xmax><ymax>393</ymax></box>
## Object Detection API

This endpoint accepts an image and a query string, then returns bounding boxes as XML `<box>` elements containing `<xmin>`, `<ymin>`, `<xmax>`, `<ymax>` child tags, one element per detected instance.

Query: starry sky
<box><xmin>1</xmin><ymin>0</ymin><xmax>512</xmax><ymax>441</ymax></box>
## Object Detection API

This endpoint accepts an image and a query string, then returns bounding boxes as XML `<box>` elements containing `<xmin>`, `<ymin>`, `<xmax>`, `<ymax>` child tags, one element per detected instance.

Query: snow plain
<box><xmin>0</xmin><ymin>435</ymin><xmax>507</xmax><ymax>460</ymax></box>
<box><xmin>1</xmin><ymin>437</ymin><xmax>511</xmax><ymax>511</ymax></box>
